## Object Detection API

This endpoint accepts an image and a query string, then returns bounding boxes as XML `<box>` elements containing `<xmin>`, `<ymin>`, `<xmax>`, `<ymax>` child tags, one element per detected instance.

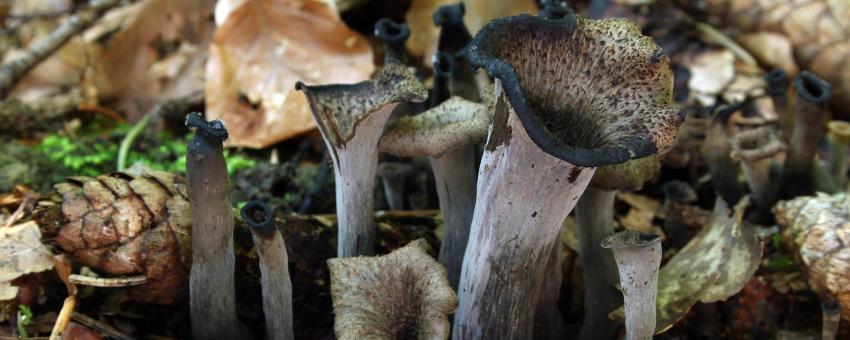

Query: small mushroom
<box><xmin>241</xmin><ymin>200</ymin><xmax>293</xmax><ymax>340</ymax></box>
<box><xmin>432</xmin><ymin>3</ymin><xmax>478</xmax><ymax>101</ymax></box>
<box><xmin>375</xmin><ymin>18</ymin><xmax>411</xmax><ymax>65</ymax></box>
<box><xmin>431</xmin><ymin>52</ymin><xmax>456</xmax><ymax>107</ymax></box>
<box><xmin>661</xmin><ymin>180</ymin><xmax>711</xmax><ymax>248</ymax></box>
<box><xmin>827</xmin><ymin>121</ymin><xmax>850</xmax><ymax>187</ymax></box>
<box><xmin>454</xmin><ymin>13</ymin><xmax>683</xmax><ymax>339</ymax></box>
<box><xmin>327</xmin><ymin>239</ymin><xmax>457</xmax><ymax>340</ymax></box>
<box><xmin>379</xmin><ymin>96</ymin><xmax>490</xmax><ymax>289</ymax></box>
<box><xmin>780</xmin><ymin>71</ymin><xmax>834</xmax><ymax>198</ymax></box>
<box><xmin>731</xmin><ymin>126</ymin><xmax>785</xmax><ymax>214</ymax></box>
<box><xmin>704</xmin><ymin>109</ymin><xmax>743</xmax><ymax>204</ymax></box>
<box><xmin>764</xmin><ymin>69</ymin><xmax>791</xmax><ymax>140</ymax></box>
<box><xmin>185</xmin><ymin>113</ymin><xmax>250</xmax><ymax>339</ymax></box>
<box><xmin>575</xmin><ymin>155</ymin><xmax>661</xmax><ymax>340</ymax></box>
<box><xmin>377</xmin><ymin>161</ymin><xmax>414</xmax><ymax>211</ymax></box>
<box><xmin>538</xmin><ymin>0</ymin><xmax>573</xmax><ymax>20</ymax></box>
<box><xmin>601</xmin><ymin>230</ymin><xmax>662</xmax><ymax>340</ymax></box>
<box><xmin>821</xmin><ymin>300</ymin><xmax>842</xmax><ymax>340</ymax></box>
<box><xmin>296</xmin><ymin>62</ymin><xmax>427</xmax><ymax>257</ymax></box>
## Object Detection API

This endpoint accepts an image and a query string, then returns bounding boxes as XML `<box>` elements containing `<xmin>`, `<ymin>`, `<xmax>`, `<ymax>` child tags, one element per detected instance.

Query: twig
<box><xmin>0</xmin><ymin>90</ymin><xmax>82</xmax><ymax>137</ymax></box>
<box><xmin>71</xmin><ymin>312</ymin><xmax>136</xmax><ymax>340</ymax></box>
<box><xmin>68</xmin><ymin>274</ymin><xmax>147</xmax><ymax>287</ymax></box>
<box><xmin>694</xmin><ymin>22</ymin><xmax>757</xmax><ymax>66</ymax></box>
<box><xmin>49</xmin><ymin>296</ymin><xmax>76</xmax><ymax>340</ymax></box>
<box><xmin>0</xmin><ymin>0</ymin><xmax>120</xmax><ymax>97</ymax></box>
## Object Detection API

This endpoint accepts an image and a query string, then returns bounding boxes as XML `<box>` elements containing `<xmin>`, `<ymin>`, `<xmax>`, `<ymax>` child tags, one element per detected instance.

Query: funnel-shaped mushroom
<box><xmin>827</xmin><ymin>121</ymin><xmax>850</xmax><ymax>187</ymax></box>
<box><xmin>822</xmin><ymin>300</ymin><xmax>842</xmax><ymax>340</ymax></box>
<box><xmin>296</xmin><ymin>62</ymin><xmax>427</xmax><ymax>257</ymax></box>
<box><xmin>379</xmin><ymin>96</ymin><xmax>490</xmax><ymax>289</ymax></box>
<box><xmin>242</xmin><ymin>201</ymin><xmax>293</xmax><ymax>340</ymax></box>
<box><xmin>731</xmin><ymin>126</ymin><xmax>785</xmax><ymax>213</ymax></box>
<box><xmin>704</xmin><ymin>109</ymin><xmax>743</xmax><ymax>204</ymax></box>
<box><xmin>780</xmin><ymin>71</ymin><xmax>833</xmax><ymax>198</ymax></box>
<box><xmin>432</xmin><ymin>3</ymin><xmax>477</xmax><ymax>102</ymax></box>
<box><xmin>327</xmin><ymin>239</ymin><xmax>457</xmax><ymax>340</ymax></box>
<box><xmin>454</xmin><ymin>14</ymin><xmax>683</xmax><ymax>339</ymax></box>
<box><xmin>185</xmin><ymin>113</ymin><xmax>250</xmax><ymax>339</ymax></box>
<box><xmin>375</xmin><ymin>18</ymin><xmax>411</xmax><ymax>65</ymax></box>
<box><xmin>765</xmin><ymin>69</ymin><xmax>791</xmax><ymax>140</ymax></box>
<box><xmin>601</xmin><ymin>230</ymin><xmax>662</xmax><ymax>340</ymax></box>
<box><xmin>575</xmin><ymin>155</ymin><xmax>661</xmax><ymax>340</ymax></box>
<box><xmin>377</xmin><ymin>161</ymin><xmax>413</xmax><ymax>210</ymax></box>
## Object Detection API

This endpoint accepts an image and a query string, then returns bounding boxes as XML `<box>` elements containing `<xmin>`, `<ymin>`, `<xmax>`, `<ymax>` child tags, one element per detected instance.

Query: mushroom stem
<box><xmin>453</xmin><ymin>93</ymin><xmax>595</xmax><ymax>339</ymax></box>
<box><xmin>765</xmin><ymin>69</ymin><xmax>792</xmax><ymax>141</ymax></box>
<box><xmin>242</xmin><ymin>201</ymin><xmax>293</xmax><ymax>340</ymax></box>
<box><xmin>821</xmin><ymin>300</ymin><xmax>842</xmax><ymax>340</ymax></box>
<box><xmin>185</xmin><ymin>113</ymin><xmax>250</xmax><ymax>340</ymax></box>
<box><xmin>432</xmin><ymin>146</ymin><xmax>477</xmax><ymax>290</ymax></box>
<box><xmin>374</xmin><ymin>18</ymin><xmax>410</xmax><ymax>65</ymax></box>
<box><xmin>730</xmin><ymin>127</ymin><xmax>784</xmax><ymax>213</ymax></box>
<box><xmin>780</xmin><ymin>71</ymin><xmax>833</xmax><ymax>198</ymax></box>
<box><xmin>827</xmin><ymin>121</ymin><xmax>850</xmax><ymax>187</ymax></box>
<box><xmin>704</xmin><ymin>110</ymin><xmax>743</xmax><ymax>204</ymax></box>
<box><xmin>601</xmin><ymin>230</ymin><xmax>662</xmax><ymax>340</ymax></box>
<box><xmin>377</xmin><ymin>162</ymin><xmax>412</xmax><ymax>211</ymax></box>
<box><xmin>661</xmin><ymin>180</ymin><xmax>701</xmax><ymax>248</ymax></box>
<box><xmin>575</xmin><ymin>187</ymin><xmax>622</xmax><ymax>340</ymax></box>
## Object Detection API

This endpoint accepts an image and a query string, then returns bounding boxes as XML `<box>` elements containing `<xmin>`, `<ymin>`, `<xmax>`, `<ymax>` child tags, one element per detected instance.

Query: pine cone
<box><xmin>774</xmin><ymin>193</ymin><xmax>850</xmax><ymax>320</ymax></box>
<box><xmin>48</xmin><ymin>171</ymin><xmax>191</xmax><ymax>304</ymax></box>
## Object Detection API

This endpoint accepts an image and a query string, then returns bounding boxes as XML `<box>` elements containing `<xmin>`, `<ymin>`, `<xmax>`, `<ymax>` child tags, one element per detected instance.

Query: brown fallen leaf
<box><xmin>205</xmin><ymin>0</ymin><xmax>374</xmax><ymax>148</ymax></box>
<box><xmin>405</xmin><ymin>0</ymin><xmax>537</xmax><ymax>67</ymax></box>
<box><xmin>737</xmin><ymin>32</ymin><xmax>799</xmax><ymax>75</ymax></box>
<box><xmin>611</xmin><ymin>197</ymin><xmax>763</xmax><ymax>333</ymax></box>
<box><xmin>0</xmin><ymin>221</ymin><xmax>54</xmax><ymax>301</ymax></box>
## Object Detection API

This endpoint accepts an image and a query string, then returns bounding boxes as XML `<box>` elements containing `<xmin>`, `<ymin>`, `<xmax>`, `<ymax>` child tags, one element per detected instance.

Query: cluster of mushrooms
<box><xmin>184</xmin><ymin>3</ymin><xmax>691</xmax><ymax>340</ymax></box>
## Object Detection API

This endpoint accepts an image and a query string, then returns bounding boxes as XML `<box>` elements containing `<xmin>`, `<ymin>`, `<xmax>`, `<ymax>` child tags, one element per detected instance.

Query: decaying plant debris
<box><xmin>2</xmin><ymin>0</ymin><xmax>850</xmax><ymax>338</ymax></box>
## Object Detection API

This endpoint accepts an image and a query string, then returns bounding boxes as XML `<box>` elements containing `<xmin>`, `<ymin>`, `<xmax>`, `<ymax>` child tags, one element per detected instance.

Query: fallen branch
<box><xmin>0</xmin><ymin>90</ymin><xmax>82</xmax><ymax>137</ymax></box>
<box><xmin>0</xmin><ymin>0</ymin><xmax>119</xmax><ymax>97</ymax></box>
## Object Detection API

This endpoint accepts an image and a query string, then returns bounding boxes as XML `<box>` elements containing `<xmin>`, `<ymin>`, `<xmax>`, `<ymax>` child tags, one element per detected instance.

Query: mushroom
<box><xmin>241</xmin><ymin>200</ymin><xmax>293</xmax><ymax>340</ymax></box>
<box><xmin>764</xmin><ymin>69</ymin><xmax>791</xmax><ymax>140</ymax></box>
<box><xmin>432</xmin><ymin>3</ymin><xmax>471</xmax><ymax>61</ymax></box>
<box><xmin>821</xmin><ymin>300</ymin><xmax>842</xmax><ymax>340</ymax></box>
<box><xmin>453</xmin><ymin>14</ymin><xmax>683</xmax><ymax>339</ymax></box>
<box><xmin>601</xmin><ymin>230</ymin><xmax>662</xmax><ymax>340</ymax></box>
<box><xmin>538</xmin><ymin>0</ymin><xmax>573</xmax><ymax>20</ymax></box>
<box><xmin>575</xmin><ymin>155</ymin><xmax>661</xmax><ymax>340</ymax></box>
<box><xmin>827</xmin><ymin>121</ymin><xmax>850</xmax><ymax>188</ymax></box>
<box><xmin>185</xmin><ymin>113</ymin><xmax>250</xmax><ymax>339</ymax></box>
<box><xmin>661</xmin><ymin>180</ymin><xmax>711</xmax><ymax>248</ymax></box>
<box><xmin>375</xmin><ymin>18</ymin><xmax>411</xmax><ymax>65</ymax></box>
<box><xmin>296</xmin><ymin>61</ymin><xmax>427</xmax><ymax>257</ymax></box>
<box><xmin>431</xmin><ymin>52</ymin><xmax>456</xmax><ymax>106</ymax></box>
<box><xmin>379</xmin><ymin>96</ymin><xmax>490</xmax><ymax>289</ymax></box>
<box><xmin>731</xmin><ymin>126</ymin><xmax>785</xmax><ymax>214</ymax></box>
<box><xmin>377</xmin><ymin>161</ymin><xmax>414</xmax><ymax>210</ymax></box>
<box><xmin>704</xmin><ymin>108</ymin><xmax>743</xmax><ymax>204</ymax></box>
<box><xmin>327</xmin><ymin>239</ymin><xmax>457</xmax><ymax>340</ymax></box>
<box><xmin>780</xmin><ymin>71</ymin><xmax>834</xmax><ymax>198</ymax></box>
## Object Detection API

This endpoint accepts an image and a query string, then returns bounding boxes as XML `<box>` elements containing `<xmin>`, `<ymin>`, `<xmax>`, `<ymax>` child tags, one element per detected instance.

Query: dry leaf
<box><xmin>737</xmin><ymin>32</ymin><xmax>799</xmax><ymax>75</ymax></box>
<box><xmin>205</xmin><ymin>0</ymin><xmax>374</xmax><ymax>148</ymax></box>
<box><xmin>684</xmin><ymin>48</ymin><xmax>735</xmax><ymax>107</ymax></box>
<box><xmin>0</xmin><ymin>221</ymin><xmax>55</xmax><ymax>301</ymax></box>
<box><xmin>611</xmin><ymin>197</ymin><xmax>763</xmax><ymax>333</ymax></box>
<box><xmin>405</xmin><ymin>0</ymin><xmax>537</xmax><ymax>67</ymax></box>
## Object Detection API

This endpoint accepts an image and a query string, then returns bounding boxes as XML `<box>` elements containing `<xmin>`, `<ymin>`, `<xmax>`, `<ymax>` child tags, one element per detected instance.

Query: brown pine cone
<box><xmin>45</xmin><ymin>171</ymin><xmax>191</xmax><ymax>305</ymax></box>
<box><xmin>774</xmin><ymin>193</ymin><xmax>850</xmax><ymax>320</ymax></box>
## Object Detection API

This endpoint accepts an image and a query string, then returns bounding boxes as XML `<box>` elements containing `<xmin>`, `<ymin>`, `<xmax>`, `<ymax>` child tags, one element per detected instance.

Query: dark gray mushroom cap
<box><xmin>467</xmin><ymin>14</ymin><xmax>684</xmax><ymax>167</ymax></box>
<box><xmin>295</xmin><ymin>62</ymin><xmax>427</xmax><ymax>148</ymax></box>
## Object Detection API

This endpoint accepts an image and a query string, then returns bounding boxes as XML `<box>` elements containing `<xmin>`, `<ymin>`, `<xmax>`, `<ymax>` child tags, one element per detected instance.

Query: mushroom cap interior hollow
<box><xmin>828</xmin><ymin>121</ymin><xmax>850</xmax><ymax>143</ymax></box>
<box><xmin>590</xmin><ymin>154</ymin><xmax>662</xmax><ymax>191</ymax></box>
<box><xmin>379</xmin><ymin>96</ymin><xmax>491</xmax><ymax>157</ymax></box>
<box><xmin>374</xmin><ymin>18</ymin><xmax>410</xmax><ymax>44</ymax></box>
<box><xmin>240</xmin><ymin>200</ymin><xmax>275</xmax><ymax>235</ymax></box>
<box><xmin>764</xmin><ymin>69</ymin><xmax>788</xmax><ymax>96</ymax></box>
<box><xmin>295</xmin><ymin>62</ymin><xmax>428</xmax><ymax>148</ymax></box>
<box><xmin>327</xmin><ymin>239</ymin><xmax>457</xmax><ymax>340</ymax></box>
<box><xmin>601</xmin><ymin>230</ymin><xmax>662</xmax><ymax>249</ymax></box>
<box><xmin>185</xmin><ymin>112</ymin><xmax>228</xmax><ymax>141</ymax></box>
<box><xmin>795</xmin><ymin>71</ymin><xmax>832</xmax><ymax>104</ymax></box>
<box><xmin>822</xmin><ymin>300</ymin><xmax>842</xmax><ymax>315</ymax></box>
<box><xmin>468</xmin><ymin>14</ymin><xmax>684</xmax><ymax>167</ymax></box>
<box><xmin>730</xmin><ymin>126</ymin><xmax>785</xmax><ymax>162</ymax></box>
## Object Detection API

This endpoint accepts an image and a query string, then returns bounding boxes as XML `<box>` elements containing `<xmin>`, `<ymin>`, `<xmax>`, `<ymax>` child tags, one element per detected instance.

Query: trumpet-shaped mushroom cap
<box><xmin>328</xmin><ymin>239</ymin><xmax>457</xmax><ymax>340</ymax></box>
<box><xmin>828</xmin><ymin>121</ymin><xmax>850</xmax><ymax>144</ymax></box>
<box><xmin>379</xmin><ymin>96</ymin><xmax>491</xmax><ymax>157</ymax></box>
<box><xmin>374</xmin><ymin>18</ymin><xmax>410</xmax><ymax>46</ymax></box>
<box><xmin>590</xmin><ymin>154</ymin><xmax>662</xmax><ymax>191</ymax></box>
<box><xmin>795</xmin><ymin>71</ymin><xmax>832</xmax><ymax>105</ymax></box>
<box><xmin>730</xmin><ymin>126</ymin><xmax>786</xmax><ymax>162</ymax></box>
<box><xmin>764</xmin><ymin>69</ymin><xmax>788</xmax><ymax>97</ymax></box>
<box><xmin>468</xmin><ymin>14</ymin><xmax>684</xmax><ymax>167</ymax></box>
<box><xmin>295</xmin><ymin>62</ymin><xmax>428</xmax><ymax>148</ymax></box>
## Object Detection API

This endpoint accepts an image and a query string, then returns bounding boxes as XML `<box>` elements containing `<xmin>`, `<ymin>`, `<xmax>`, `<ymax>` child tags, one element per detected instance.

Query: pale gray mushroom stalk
<box><xmin>242</xmin><ymin>200</ymin><xmax>293</xmax><ymax>340</ymax></box>
<box><xmin>379</xmin><ymin>96</ymin><xmax>490</xmax><ymax>289</ymax></box>
<box><xmin>296</xmin><ymin>62</ymin><xmax>427</xmax><ymax>257</ymax></box>
<box><xmin>453</xmin><ymin>13</ymin><xmax>683</xmax><ymax>339</ymax></box>
<box><xmin>730</xmin><ymin>126</ymin><xmax>785</xmax><ymax>213</ymax></box>
<box><xmin>601</xmin><ymin>230</ymin><xmax>663</xmax><ymax>340</ymax></box>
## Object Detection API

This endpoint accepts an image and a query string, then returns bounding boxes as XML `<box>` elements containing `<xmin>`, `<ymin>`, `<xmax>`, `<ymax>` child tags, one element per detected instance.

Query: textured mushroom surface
<box><xmin>775</xmin><ymin>193</ymin><xmax>850</xmax><ymax>320</ymax></box>
<box><xmin>467</xmin><ymin>14</ymin><xmax>684</xmax><ymax>166</ymax></box>
<box><xmin>52</xmin><ymin>171</ymin><xmax>191</xmax><ymax>304</ymax></box>
<box><xmin>731</xmin><ymin>126</ymin><xmax>785</xmax><ymax>162</ymax></box>
<box><xmin>379</xmin><ymin>96</ymin><xmax>490</xmax><ymax>157</ymax></box>
<box><xmin>590</xmin><ymin>154</ymin><xmax>662</xmax><ymax>191</ymax></box>
<box><xmin>297</xmin><ymin>62</ymin><xmax>427</xmax><ymax>149</ymax></box>
<box><xmin>327</xmin><ymin>239</ymin><xmax>457</xmax><ymax>340</ymax></box>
